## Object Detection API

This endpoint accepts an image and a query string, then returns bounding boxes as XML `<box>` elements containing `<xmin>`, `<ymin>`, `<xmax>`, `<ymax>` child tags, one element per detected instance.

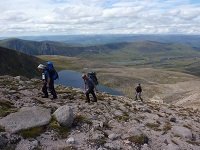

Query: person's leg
<box><xmin>42</xmin><ymin>83</ymin><xmax>48</xmax><ymax>98</ymax></box>
<box><xmin>135</xmin><ymin>92</ymin><xmax>138</xmax><ymax>101</ymax></box>
<box><xmin>49</xmin><ymin>81</ymin><xmax>57</xmax><ymax>99</ymax></box>
<box><xmin>90</xmin><ymin>88</ymin><xmax>97</xmax><ymax>102</ymax></box>
<box><xmin>139</xmin><ymin>92</ymin><xmax>143</xmax><ymax>102</ymax></box>
<box><xmin>85</xmin><ymin>89</ymin><xmax>90</xmax><ymax>103</ymax></box>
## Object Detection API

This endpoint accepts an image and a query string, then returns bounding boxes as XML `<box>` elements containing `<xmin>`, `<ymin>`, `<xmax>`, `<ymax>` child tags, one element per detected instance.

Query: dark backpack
<box><xmin>46</xmin><ymin>61</ymin><xmax>59</xmax><ymax>80</ymax></box>
<box><xmin>136</xmin><ymin>85</ymin><xmax>142</xmax><ymax>92</ymax></box>
<box><xmin>87</xmin><ymin>72</ymin><xmax>98</xmax><ymax>85</ymax></box>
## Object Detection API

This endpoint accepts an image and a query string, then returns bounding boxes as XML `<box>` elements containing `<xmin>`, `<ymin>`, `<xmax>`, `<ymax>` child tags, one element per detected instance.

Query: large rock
<box><xmin>0</xmin><ymin>106</ymin><xmax>51</xmax><ymax>133</ymax></box>
<box><xmin>171</xmin><ymin>126</ymin><xmax>193</xmax><ymax>140</ymax></box>
<box><xmin>53</xmin><ymin>105</ymin><xmax>74</xmax><ymax>127</ymax></box>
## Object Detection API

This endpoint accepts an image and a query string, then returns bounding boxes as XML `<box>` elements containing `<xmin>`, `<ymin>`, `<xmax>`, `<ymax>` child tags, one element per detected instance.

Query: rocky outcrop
<box><xmin>53</xmin><ymin>105</ymin><xmax>74</xmax><ymax>127</ymax></box>
<box><xmin>0</xmin><ymin>106</ymin><xmax>51</xmax><ymax>133</ymax></box>
<box><xmin>0</xmin><ymin>76</ymin><xmax>200</xmax><ymax>150</ymax></box>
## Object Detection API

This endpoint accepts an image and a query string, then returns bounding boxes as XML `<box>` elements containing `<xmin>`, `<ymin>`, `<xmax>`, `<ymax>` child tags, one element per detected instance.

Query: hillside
<box><xmin>2</xmin><ymin>38</ymin><xmax>200</xmax><ymax>76</ymax></box>
<box><xmin>0</xmin><ymin>46</ymin><xmax>43</xmax><ymax>78</ymax></box>
<box><xmin>0</xmin><ymin>38</ymin><xmax>85</xmax><ymax>56</ymax></box>
<box><xmin>0</xmin><ymin>76</ymin><xmax>199</xmax><ymax>150</ymax></box>
<box><xmin>1</xmin><ymin>34</ymin><xmax>200</xmax><ymax>47</ymax></box>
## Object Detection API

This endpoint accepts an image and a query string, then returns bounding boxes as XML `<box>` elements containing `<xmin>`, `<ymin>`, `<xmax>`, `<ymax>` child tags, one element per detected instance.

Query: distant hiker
<box><xmin>37</xmin><ymin>64</ymin><xmax>57</xmax><ymax>99</ymax></box>
<box><xmin>135</xmin><ymin>83</ymin><xmax>143</xmax><ymax>102</ymax></box>
<box><xmin>82</xmin><ymin>74</ymin><xmax>98</xmax><ymax>103</ymax></box>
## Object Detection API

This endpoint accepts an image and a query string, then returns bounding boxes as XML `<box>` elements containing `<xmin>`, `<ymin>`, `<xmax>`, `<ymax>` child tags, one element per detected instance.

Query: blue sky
<box><xmin>0</xmin><ymin>0</ymin><xmax>200</xmax><ymax>36</ymax></box>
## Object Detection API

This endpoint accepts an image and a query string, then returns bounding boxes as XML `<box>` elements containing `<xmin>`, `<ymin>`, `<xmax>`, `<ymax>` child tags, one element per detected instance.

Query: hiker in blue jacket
<box><xmin>82</xmin><ymin>74</ymin><xmax>98</xmax><ymax>103</ymax></box>
<box><xmin>37</xmin><ymin>64</ymin><xmax>57</xmax><ymax>99</ymax></box>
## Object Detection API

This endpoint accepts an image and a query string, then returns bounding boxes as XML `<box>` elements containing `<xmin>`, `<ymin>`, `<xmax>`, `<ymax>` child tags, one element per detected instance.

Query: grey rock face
<box><xmin>53</xmin><ymin>105</ymin><xmax>74</xmax><ymax>127</ymax></box>
<box><xmin>171</xmin><ymin>126</ymin><xmax>193</xmax><ymax>140</ymax></box>
<box><xmin>0</xmin><ymin>106</ymin><xmax>51</xmax><ymax>133</ymax></box>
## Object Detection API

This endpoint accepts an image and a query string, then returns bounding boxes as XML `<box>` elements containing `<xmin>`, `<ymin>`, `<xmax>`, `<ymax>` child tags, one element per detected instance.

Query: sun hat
<box><xmin>37</xmin><ymin>64</ymin><xmax>45</xmax><ymax>69</ymax></box>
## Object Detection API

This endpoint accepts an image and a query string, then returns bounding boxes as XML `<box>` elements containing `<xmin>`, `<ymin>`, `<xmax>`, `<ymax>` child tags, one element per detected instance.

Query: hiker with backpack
<box><xmin>37</xmin><ymin>63</ymin><xmax>57</xmax><ymax>99</ymax></box>
<box><xmin>135</xmin><ymin>83</ymin><xmax>143</xmax><ymax>102</ymax></box>
<box><xmin>82</xmin><ymin>74</ymin><xmax>98</xmax><ymax>103</ymax></box>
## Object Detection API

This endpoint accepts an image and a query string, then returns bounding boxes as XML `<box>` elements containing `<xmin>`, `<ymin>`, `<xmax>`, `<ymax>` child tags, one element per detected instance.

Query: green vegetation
<box><xmin>47</xmin><ymin>116</ymin><xmax>69</xmax><ymax>139</ymax></box>
<box><xmin>19</xmin><ymin>126</ymin><xmax>45</xmax><ymax>138</ymax></box>
<box><xmin>0</xmin><ymin>125</ymin><xmax>5</xmax><ymax>132</ymax></box>
<box><xmin>73</xmin><ymin>115</ymin><xmax>93</xmax><ymax>126</ymax></box>
<box><xmin>128</xmin><ymin>134</ymin><xmax>149</xmax><ymax>145</ymax></box>
<box><xmin>0</xmin><ymin>101</ymin><xmax>18</xmax><ymax>117</ymax></box>
<box><xmin>146</xmin><ymin>123</ymin><xmax>161</xmax><ymax>131</ymax></box>
<box><xmin>60</xmin><ymin>146</ymin><xmax>77</xmax><ymax>150</ymax></box>
<box><xmin>163</xmin><ymin>122</ymin><xmax>172</xmax><ymax>132</ymax></box>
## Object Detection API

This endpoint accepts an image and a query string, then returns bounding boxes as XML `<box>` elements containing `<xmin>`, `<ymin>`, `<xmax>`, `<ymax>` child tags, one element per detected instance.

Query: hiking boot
<box><xmin>85</xmin><ymin>100</ymin><xmax>90</xmax><ymax>103</ymax></box>
<box><xmin>92</xmin><ymin>100</ymin><xmax>97</xmax><ymax>102</ymax></box>
<box><xmin>52</xmin><ymin>97</ymin><xmax>57</xmax><ymax>100</ymax></box>
<box><xmin>42</xmin><ymin>96</ymin><xmax>48</xmax><ymax>98</ymax></box>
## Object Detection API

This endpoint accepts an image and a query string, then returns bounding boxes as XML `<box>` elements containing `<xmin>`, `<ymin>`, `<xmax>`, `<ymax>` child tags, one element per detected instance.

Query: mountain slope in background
<box><xmin>0</xmin><ymin>46</ymin><xmax>44</xmax><ymax>78</ymax></box>
<box><xmin>1</xmin><ymin>34</ymin><xmax>200</xmax><ymax>48</ymax></box>
<box><xmin>1</xmin><ymin>38</ymin><xmax>200</xmax><ymax>77</ymax></box>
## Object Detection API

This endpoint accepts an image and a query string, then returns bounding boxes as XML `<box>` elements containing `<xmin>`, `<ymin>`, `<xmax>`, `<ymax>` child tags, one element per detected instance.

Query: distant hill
<box><xmin>1</xmin><ymin>34</ymin><xmax>200</xmax><ymax>47</ymax></box>
<box><xmin>1</xmin><ymin>38</ymin><xmax>200</xmax><ymax>77</ymax></box>
<box><xmin>0</xmin><ymin>38</ymin><xmax>130</xmax><ymax>56</ymax></box>
<box><xmin>0</xmin><ymin>46</ymin><xmax>44</xmax><ymax>78</ymax></box>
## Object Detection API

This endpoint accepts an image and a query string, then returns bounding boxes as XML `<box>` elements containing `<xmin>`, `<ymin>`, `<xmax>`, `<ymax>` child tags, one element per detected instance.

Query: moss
<box><xmin>72</xmin><ymin>115</ymin><xmax>93</xmax><ymax>126</ymax></box>
<box><xmin>163</xmin><ymin>122</ymin><xmax>172</xmax><ymax>132</ymax></box>
<box><xmin>171</xmin><ymin>139</ymin><xmax>178</xmax><ymax>145</ymax></box>
<box><xmin>88</xmin><ymin>138</ymin><xmax>107</xmax><ymax>148</ymax></box>
<box><xmin>128</xmin><ymin>135</ymin><xmax>149</xmax><ymax>145</ymax></box>
<box><xmin>0</xmin><ymin>126</ymin><xmax>5</xmax><ymax>132</ymax></box>
<box><xmin>124</xmin><ymin>102</ymin><xmax>132</xmax><ymax>107</ymax></box>
<box><xmin>60</xmin><ymin>146</ymin><xmax>77</xmax><ymax>150</ymax></box>
<box><xmin>0</xmin><ymin>101</ymin><xmax>18</xmax><ymax>117</ymax></box>
<box><xmin>19</xmin><ymin>126</ymin><xmax>45</xmax><ymax>139</ymax></box>
<box><xmin>146</xmin><ymin>123</ymin><xmax>160</xmax><ymax>131</ymax></box>
<box><xmin>47</xmin><ymin>116</ymin><xmax>69</xmax><ymax>139</ymax></box>
<box><xmin>186</xmin><ymin>141</ymin><xmax>200</xmax><ymax>146</ymax></box>
<box><xmin>183</xmin><ymin>124</ymin><xmax>191</xmax><ymax>129</ymax></box>
<box><xmin>10</xmin><ymin>85</ymin><xmax>19</xmax><ymax>90</ymax></box>
<box><xmin>102</xmin><ymin>122</ymin><xmax>110</xmax><ymax>129</ymax></box>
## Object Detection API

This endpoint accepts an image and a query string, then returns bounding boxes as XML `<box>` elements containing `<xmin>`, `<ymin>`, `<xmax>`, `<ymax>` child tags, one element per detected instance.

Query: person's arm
<box><xmin>45</xmin><ymin>70</ymin><xmax>51</xmax><ymax>88</ymax></box>
<box><xmin>84</xmin><ymin>83</ymin><xmax>86</xmax><ymax>91</ymax></box>
<box><xmin>46</xmin><ymin>77</ymin><xmax>50</xmax><ymax>88</ymax></box>
<box><xmin>94</xmin><ymin>84</ymin><xmax>98</xmax><ymax>92</ymax></box>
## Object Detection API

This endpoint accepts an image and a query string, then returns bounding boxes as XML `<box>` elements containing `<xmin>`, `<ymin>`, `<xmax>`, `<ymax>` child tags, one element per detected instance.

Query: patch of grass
<box><xmin>19</xmin><ymin>126</ymin><xmax>45</xmax><ymax>139</ymax></box>
<box><xmin>47</xmin><ymin>116</ymin><xmax>69</xmax><ymax>139</ymax></box>
<box><xmin>10</xmin><ymin>85</ymin><xmax>19</xmax><ymax>90</ymax></box>
<box><xmin>183</xmin><ymin>124</ymin><xmax>191</xmax><ymax>129</ymax></box>
<box><xmin>0</xmin><ymin>125</ymin><xmax>5</xmax><ymax>132</ymax></box>
<box><xmin>72</xmin><ymin>115</ymin><xmax>93</xmax><ymax>126</ymax></box>
<box><xmin>124</xmin><ymin>102</ymin><xmax>132</xmax><ymax>107</ymax></box>
<box><xmin>88</xmin><ymin>138</ymin><xmax>107</xmax><ymax>148</ymax></box>
<box><xmin>61</xmin><ymin>146</ymin><xmax>77</xmax><ymax>150</ymax></box>
<box><xmin>171</xmin><ymin>139</ymin><xmax>178</xmax><ymax>145</ymax></box>
<box><xmin>0</xmin><ymin>101</ymin><xmax>18</xmax><ymax>117</ymax></box>
<box><xmin>146</xmin><ymin>123</ymin><xmax>160</xmax><ymax>131</ymax></box>
<box><xmin>163</xmin><ymin>122</ymin><xmax>171</xmax><ymax>133</ymax></box>
<box><xmin>186</xmin><ymin>141</ymin><xmax>200</xmax><ymax>146</ymax></box>
<box><xmin>128</xmin><ymin>135</ymin><xmax>149</xmax><ymax>145</ymax></box>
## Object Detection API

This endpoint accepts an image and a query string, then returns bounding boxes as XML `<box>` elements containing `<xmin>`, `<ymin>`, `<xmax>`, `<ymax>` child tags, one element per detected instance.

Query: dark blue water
<box><xmin>55</xmin><ymin>70</ymin><xmax>123</xmax><ymax>96</ymax></box>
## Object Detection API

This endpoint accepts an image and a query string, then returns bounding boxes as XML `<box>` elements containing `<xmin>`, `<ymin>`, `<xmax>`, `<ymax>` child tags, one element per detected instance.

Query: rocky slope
<box><xmin>0</xmin><ymin>75</ymin><xmax>200</xmax><ymax>150</ymax></box>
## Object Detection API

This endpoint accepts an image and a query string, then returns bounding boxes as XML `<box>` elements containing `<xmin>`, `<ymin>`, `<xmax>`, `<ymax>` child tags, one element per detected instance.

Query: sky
<box><xmin>0</xmin><ymin>0</ymin><xmax>200</xmax><ymax>37</ymax></box>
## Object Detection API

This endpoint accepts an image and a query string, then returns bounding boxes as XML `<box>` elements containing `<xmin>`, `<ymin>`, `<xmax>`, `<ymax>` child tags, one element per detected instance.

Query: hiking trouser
<box><xmin>85</xmin><ymin>86</ymin><xmax>97</xmax><ymax>102</ymax></box>
<box><xmin>42</xmin><ymin>81</ymin><xmax>57</xmax><ymax>98</ymax></box>
<box><xmin>135</xmin><ymin>92</ymin><xmax>143</xmax><ymax>101</ymax></box>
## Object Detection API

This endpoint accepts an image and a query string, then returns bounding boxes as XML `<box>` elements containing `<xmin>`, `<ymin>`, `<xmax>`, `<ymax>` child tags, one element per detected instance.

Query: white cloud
<box><xmin>0</xmin><ymin>0</ymin><xmax>200</xmax><ymax>36</ymax></box>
